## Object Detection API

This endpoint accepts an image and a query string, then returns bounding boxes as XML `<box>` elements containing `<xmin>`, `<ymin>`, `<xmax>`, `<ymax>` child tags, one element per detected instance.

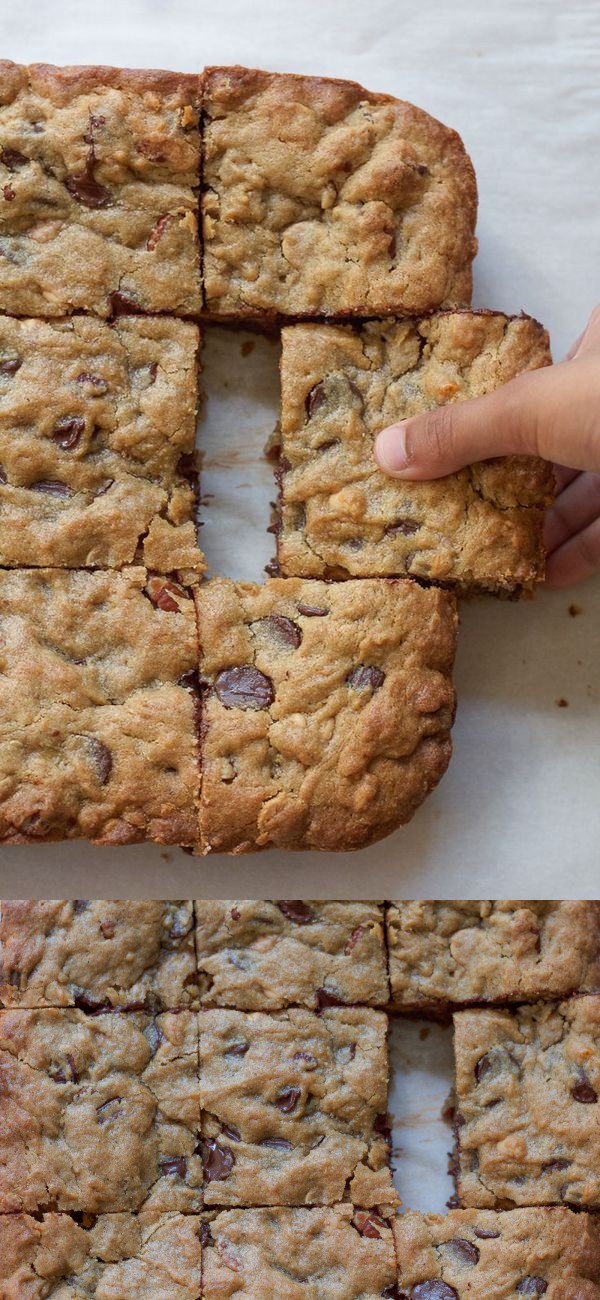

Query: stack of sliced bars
<box><xmin>1</xmin><ymin>899</ymin><xmax>599</xmax><ymax>1296</ymax></box>
<box><xmin>0</xmin><ymin>62</ymin><xmax>554</xmax><ymax>852</ymax></box>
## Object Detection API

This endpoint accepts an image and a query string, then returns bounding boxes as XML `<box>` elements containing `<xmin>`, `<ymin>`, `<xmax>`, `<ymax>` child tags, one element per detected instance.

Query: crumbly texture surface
<box><xmin>393</xmin><ymin>1206</ymin><xmax>600</xmax><ymax>1300</ymax></box>
<box><xmin>0</xmin><ymin>1211</ymin><xmax>202</xmax><ymax>1298</ymax></box>
<box><xmin>0</xmin><ymin>62</ymin><xmax>201</xmax><ymax>317</ymax></box>
<box><xmin>387</xmin><ymin>902</ymin><xmax>600</xmax><ymax>1012</ymax></box>
<box><xmin>0</xmin><ymin>567</ymin><xmax>199</xmax><ymax>845</ymax></box>
<box><xmin>195</xmin><ymin>577</ymin><xmax>457</xmax><ymax>853</ymax></box>
<box><xmin>199</xmin><ymin>1006</ymin><xmax>397</xmax><ymax>1207</ymax></box>
<box><xmin>0</xmin><ymin>900</ymin><xmax>199</xmax><ymax>1011</ymax></box>
<box><xmin>203</xmin><ymin>1206</ymin><xmax>398</xmax><ymax>1298</ymax></box>
<box><xmin>202</xmin><ymin>67</ymin><xmax>477</xmax><ymax>320</ymax></box>
<box><xmin>454</xmin><ymin>996</ymin><xmax>600</xmax><ymax>1209</ymax></box>
<box><xmin>278</xmin><ymin>312</ymin><xmax>554</xmax><ymax>593</ymax></box>
<box><xmin>195</xmin><ymin>900</ymin><xmax>389</xmax><ymax>1010</ymax></box>
<box><xmin>0</xmin><ymin>314</ymin><xmax>204</xmax><ymax>570</ymax></box>
<box><xmin>0</xmin><ymin>1008</ymin><xmax>202</xmax><ymax>1214</ymax></box>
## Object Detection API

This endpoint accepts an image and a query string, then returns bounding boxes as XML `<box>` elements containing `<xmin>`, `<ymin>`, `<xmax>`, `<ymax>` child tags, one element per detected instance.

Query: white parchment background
<box><xmin>0</xmin><ymin>0</ymin><xmax>599</xmax><ymax>898</ymax></box>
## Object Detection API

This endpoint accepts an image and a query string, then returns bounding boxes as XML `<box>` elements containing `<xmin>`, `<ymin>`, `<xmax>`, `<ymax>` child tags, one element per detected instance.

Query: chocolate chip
<box><xmin>73</xmin><ymin>901</ymin><xmax>88</xmax><ymax>914</ymax></box>
<box><xmin>542</xmin><ymin>1158</ymin><xmax>570</xmax><ymax>1172</ymax></box>
<box><xmin>315</xmin><ymin>988</ymin><xmax>345</xmax><ymax>1011</ymax></box>
<box><xmin>108</xmin><ymin>290</ymin><xmax>141</xmax><ymax>317</ymax></box>
<box><xmin>517</xmin><ymin>1280</ymin><xmax>548</xmax><ymax>1296</ymax></box>
<box><xmin>373</xmin><ymin>1113</ymin><xmax>391</xmax><ymax>1137</ymax></box>
<box><xmin>475</xmin><ymin>1053</ymin><xmax>492</xmax><ymax>1083</ymax></box>
<box><xmin>66</xmin><ymin>1053</ymin><xmax>78</xmax><ymax>1082</ymax></box>
<box><xmin>0</xmin><ymin>148</ymin><xmax>27</xmax><ymax>170</ymax></box>
<box><xmin>297</xmin><ymin>603</ymin><xmax>329</xmax><ymax>617</ymax></box>
<box><xmin>572</xmin><ymin>1080</ymin><xmax>597</xmax><ymax>1103</ymax></box>
<box><xmin>177</xmin><ymin>452</ymin><xmax>197</xmax><ymax>480</ymax></box>
<box><xmin>353</xmin><ymin>1212</ymin><xmax>386</xmax><ymax>1239</ymax></box>
<box><xmin>255</xmin><ymin>614</ymin><xmax>302</xmax><ymax>649</ymax></box>
<box><xmin>473</xmin><ymin>1228</ymin><xmax>500</xmax><ymax>1239</ymax></box>
<box><xmin>382</xmin><ymin>1288</ymin><xmax>403</xmax><ymax>1299</ymax></box>
<box><xmin>260</xmin><ymin>1137</ymin><xmax>292</xmax><ymax>1150</ymax></box>
<box><xmin>73</xmin><ymin>991</ymin><xmax>109</xmax><ymax>1014</ymax></box>
<box><xmin>76</xmin><ymin>371</ymin><xmax>107</xmax><ymax>393</ymax></box>
<box><xmin>346</xmin><ymin>665</ymin><xmax>385</xmax><ymax>691</ymax></box>
<box><xmin>231</xmin><ymin>906</ymin><xmax>241</xmax><ymax>920</ymax></box>
<box><xmin>292</xmin><ymin>1051</ymin><xmax>317</xmax><ymax>1065</ymax></box>
<box><xmin>306</xmin><ymin>382</ymin><xmax>327</xmax><ymax>418</ymax></box>
<box><xmin>446</xmin><ymin>1238</ymin><xmax>480</xmax><ymax>1265</ymax></box>
<box><xmin>65</xmin><ymin>144</ymin><xmax>111</xmax><ymax>209</ymax></box>
<box><xmin>0</xmin><ymin>356</ymin><xmax>21</xmax><ymax>376</ymax></box>
<box><xmin>3</xmin><ymin>184</ymin><xmax>14</xmax><ymax>201</ymax></box>
<box><xmin>275</xmin><ymin>1086</ymin><xmax>300</xmax><ymax>1113</ymax></box>
<box><xmin>411</xmin><ymin>1283</ymin><xmax>459</xmax><ymax>1300</ymax></box>
<box><xmin>278</xmin><ymin>901</ymin><xmax>314</xmax><ymax>925</ymax></box>
<box><xmin>203</xmin><ymin>1138</ymin><xmax>235</xmax><ymax>1181</ymax></box>
<box><xmin>86</xmin><ymin>738</ymin><xmax>112</xmax><ymax>786</ymax></box>
<box><xmin>214</xmin><ymin>666</ymin><xmax>275</xmax><ymax>711</ymax></box>
<box><xmin>96</xmin><ymin>1097</ymin><xmax>124</xmax><ymax>1125</ymax></box>
<box><xmin>221</xmin><ymin>1122</ymin><xmax>241</xmax><ymax>1142</ymax></box>
<box><xmin>385</xmin><ymin>518</ymin><xmax>420</xmax><ymax>536</ymax></box>
<box><xmin>226</xmin><ymin>1042</ymin><xmax>249</xmax><ymax>1058</ymax></box>
<box><xmin>147</xmin><ymin>213</ymin><xmax>175</xmax><ymax>251</ymax></box>
<box><xmin>145</xmin><ymin>577</ymin><xmax>189</xmax><ymax>613</ymax></box>
<box><xmin>49</xmin><ymin>1067</ymin><xmax>67</xmax><ymax>1083</ymax></box>
<box><xmin>52</xmin><ymin>415</ymin><xmax>85</xmax><ymax>450</ymax></box>
<box><xmin>30</xmin><ymin>480</ymin><xmax>73</xmax><ymax>497</ymax></box>
<box><xmin>200</xmin><ymin>1222</ymin><xmax>213</xmax><ymax>1248</ymax></box>
<box><xmin>159</xmin><ymin>1156</ymin><xmax>188</xmax><ymax>1178</ymax></box>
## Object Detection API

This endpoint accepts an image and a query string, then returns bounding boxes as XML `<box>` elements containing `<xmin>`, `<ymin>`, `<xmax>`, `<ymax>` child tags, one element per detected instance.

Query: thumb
<box><xmin>374</xmin><ymin>365</ymin><xmax>560</xmax><ymax>480</ymax></box>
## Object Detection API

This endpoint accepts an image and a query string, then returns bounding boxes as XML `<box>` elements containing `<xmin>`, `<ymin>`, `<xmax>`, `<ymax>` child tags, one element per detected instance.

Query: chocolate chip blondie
<box><xmin>0</xmin><ymin>1007</ymin><xmax>201</xmax><ymax>1213</ymax></box>
<box><xmin>202</xmin><ymin>67</ymin><xmax>477</xmax><ymax>321</ymax></box>
<box><xmin>195</xmin><ymin>901</ymin><xmax>388</xmax><ymax>1009</ymax></box>
<box><xmin>0</xmin><ymin>567</ymin><xmax>199</xmax><ymax>844</ymax></box>
<box><xmin>0</xmin><ymin>62</ymin><xmax>201</xmax><ymax>317</ymax></box>
<box><xmin>194</xmin><ymin>576</ymin><xmax>457</xmax><ymax>853</ymax></box>
<box><xmin>454</xmin><ymin>996</ymin><xmax>600</xmax><ymax>1209</ymax></box>
<box><xmin>387</xmin><ymin>902</ymin><xmax>600</xmax><ymax>1013</ymax></box>
<box><xmin>199</xmin><ymin>1006</ymin><xmax>397</xmax><ymax>1208</ymax></box>
<box><xmin>203</xmin><ymin>1206</ymin><xmax>398</xmax><ymax>1298</ymax></box>
<box><xmin>0</xmin><ymin>1211</ymin><xmax>202</xmax><ymax>1298</ymax></box>
<box><xmin>393</xmin><ymin>1206</ymin><xmax>600</xmax><ymax>1300</ymax></box>
<box><xmin>0</xmin><ymin>900</ymin><xmax>200</xmax><ymax>1010</ymax></box>
<box><xmin>277</xmin><ymin>312</ymin><xmax>553</xmax><ymax>593</ymax></box>
<box><xmin>0</xmin><ymin>313</ymin><xmax>204</xmax><ymax>570</ymax></box>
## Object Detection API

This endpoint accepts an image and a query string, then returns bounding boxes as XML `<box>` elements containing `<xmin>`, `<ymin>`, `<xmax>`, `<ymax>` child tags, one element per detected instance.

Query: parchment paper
<box><xmin>0</xmin><ymin>0</ymin><xmax>598</xmax><ymax>898</ymax></box>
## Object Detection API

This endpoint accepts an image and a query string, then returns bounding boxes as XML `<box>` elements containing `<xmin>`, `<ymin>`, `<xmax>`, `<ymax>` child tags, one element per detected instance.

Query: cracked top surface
<box><xmin>0</xmin><ymin>567</ymin><xmax>199</xmax><ymax>845</ymax></box>
<box><xmin>0</xmin><ymin>314</ymin><xmax>204</xmax><ymax>570</ymax></box>
<box><xmin>0</xmin><ymin>1007</ymin><xmax>201</xmax><ymax>1215</ymax></box>
<box><xmin>199</xmin><ymin>1006</ymin><xmax>396</xmax><ymax>1208</ymax></box>
<box><xmin>0</xmin><ymin>61</ymin><xmax>201</xmax><ymax>317</ymax></box>
<box><xmin>394</xmin><ymin>1207</ymin><xmax>600</xmax><ymax>1300</ymax></box>
<box><xmin>0</xmin><ymin>1211</ymin><xmax>201</xmax><ymax>1298</ymax></box>
<box><xmin>195</xmin><ymin>900</ymin><xmax>388</xmax><ymax>1010</ymax></box>
<box><xmin>202</xmin><ymin>66</ymin><xmax>477</xmax><ymax>319</ymax></box>
<box><xmin>195</xmin><ymin>576</ymin><xmax>457</xmax><ymax>854</ymax></box>
<box><xmin>454</xmin><ymin>996</ymin><xmax>600</xmax><ymax>1209</ymax></box>
<box><xmin>278</xmin><ymin>312</ymin><xmax>554</xmax><ymax>593</ymax></box>
<box><xmin>0</xmin><ymin>900</ymin><xmax>199</xmax><ymax>1011</ymax></box>
<box><xmin>204</xmin><ymin>1206</ymin><xmax>397</xmax><ymax>1298</ymax></box>
<box><xmin>387</xmin><ymin>902</ymin><xmax>600</xmax><ymax>1010</ymax></box>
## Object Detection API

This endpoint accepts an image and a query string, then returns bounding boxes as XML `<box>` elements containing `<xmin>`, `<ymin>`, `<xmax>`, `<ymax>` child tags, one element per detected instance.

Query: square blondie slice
<box><xmin>195</xmin><ymin>901</ymin><xmax>388</xmax><ymax>1009</ymax></box>
<box><xmin>0</xmin><ymin>314</ymin><xmax>204</xmax><ymax>570</ymax></box>
<box><xmin>0</xmin><ymin>62</ymin><xmax>201</xmax><ymax>317</ymax></box>
<box><xmin>0</xmin><ymin>567</ymin><xmax>200</xmax><ymax>845</ymax></box>
<box><xmin>0</xmin><ymin>1211</ymin><xmax>202</xmax><ymax>1298</ymax></box>
<box><xmin>454</xmin><ymin>997</ymin><xmax>600</xmax><ymax>1209</ymax></box>
<box><xmin>202</xmin><ymin>67</ymin><xmax>477</xmax><ymax>321</ymax></box>
<box><xmin>0</xmin><ymin>1008</ymin><xmax>201</xmax><ymax>1213</ymax></box>
<box><xmin>199</xmin><ymin>1006</ymin><xmax>397</xmax><ymax>1208</ymax></box>
<box><xmin>278</xmin><ymin>312</ymin><xmax>554</xmax><ymax>594</ymax></box>
<box><xmin>0</xmin><ymin>900</ymin><xmax>200</xmax><ymax>1010</ymax></box>
<box><xmin>203</xmin><ymin>1207</ymin><xmax>398</xmax><ymax>1298</ymax></box>
<box><xmin>393</xmin><ymin>1207</ymin><xmax>600</xmax><ymax>1299</ymax></box>
<box><xmin>387</xmin><ymin>902</ymin><xmax>600</xmax><ymax>1014</ymax></box>
<box><xmin>194</xmin><ymin>577</ymin><xmax>457</xmax><ymax>853</ymax></box>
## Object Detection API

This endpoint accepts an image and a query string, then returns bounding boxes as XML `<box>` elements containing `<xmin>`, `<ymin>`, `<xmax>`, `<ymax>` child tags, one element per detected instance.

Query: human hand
<box><xmin>374</xmin><ymin>307</ymin><xmax>600</xmax><ymax>588</ymax></box>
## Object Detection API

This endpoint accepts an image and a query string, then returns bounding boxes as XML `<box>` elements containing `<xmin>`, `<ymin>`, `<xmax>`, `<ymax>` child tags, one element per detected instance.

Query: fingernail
<box><xmin>375</xmin><ymin>422</ymin><xmax>410</xmax><ymax>473</ymax></box>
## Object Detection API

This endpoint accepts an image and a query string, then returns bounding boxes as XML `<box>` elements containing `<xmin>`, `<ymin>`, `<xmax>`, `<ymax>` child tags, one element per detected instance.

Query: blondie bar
<box><xmin>454</xmin><ymin>996</ymin><xmax>600</xmax><ymax>1208</ymax></box>
<box><xmin>203</xmin><ymin>1206</ymin><xmax>398</xmax><ymax>1298</ymax></box>
<box><xmin>0</xmin><ymin>314</ymin><xmax>204</xmax><ymax>570</ymax></box>
<box><xmin>202</xmin><ymin>67</ymin><xmax>477</xmax><ymax>320</ymax></box>
<box><xmin>0</xmin><ymin>1007</ymin><xmax>201</xmax><ymax>1213</ymax></box>
<box><xmin>277</xmin><ymin>312</ymin><xmax>553</xmax><ymax>593</ymax></box>
<box><xmin>0</xmin><ymin>1211</ymin><xmax>202</xmax><ymax>1298</ymax></box>
<box><xmin>194</xmin><ymin>577</ymin><xmax>457</xmax><ymax>853</ymax></box>
<box><xmin>0</xmin><ymin>567</ymin><xmax>199</xmax><ymax>844</ymax></box>
<box><xmin>393</xmin><ymin>1206</ymin><xmax>600</xmax><ymax>1300</ymax></box>
<box><xmin>199</xmin><ymin>1006</ymin><xmax>397</xmax><ymax>1207</ymax></box>
<box><xmin>387</xmin><ymin>902</ymin><xmax>600</xmax><ymax>1013</ymax></box>
<box><xmin>0</xmin><ymin>900</ymin><xmax>199</xmax><ymax>1010</ymax></box>
<box><xmin>0</xmin><ymin>62</ymin><xmax>201</xmax><ymax>317</ymax></box>
<box><xmin>195</xmin><ymin>901</ymin><xmax>388</xmax><ymax>1009</ymax></box>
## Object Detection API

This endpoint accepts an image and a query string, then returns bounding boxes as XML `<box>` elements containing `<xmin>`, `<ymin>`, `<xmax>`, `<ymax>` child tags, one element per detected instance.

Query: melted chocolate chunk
<box><xmin>30</xmin><ymin>479</ymin><xmax>73</xmax><ymax>497</ymax></box>
<box><xmin>411</xmin><ymin>1283</ymin><xmax>459</xmax><ymax>1300</ymax></box>
<box><xmin>306</xmin><ymin>382</ymin><xmax>327</xmax><ymax>418</ymax></box>
<box><xmin>542</xmin><ymin>1158</ymin><xmax>570</xmax><ymax>1172</ymax></box>
<box><xmin>76</xmin><ymin>371</ymin><xmax>108</xmax><ymax>393</ymax></box>
<box><xmin>200</xmin><ymin>1222</ymin><xmax>213</xmax><ymax>1248</ymax></box>
<box><xmin>0</xmin><ymin>147</ymin><xmax>27</xmax><ymax>170</ymax></box>
<box><xmin>385</xmin><ymin>518</ymin><xmax>420</xmax><ymax>536</ymax></box>
<box><xmin>473</xmin><ymin>1228</ymin><xmax>500</xmax><ymax>1239</ymax></box>
<box><xmin>278</xmin><ymin>901</ymin><xmax>314</xmax><ymax>925</ymax></box>
<box><xmin>86</xmin><ymin>738</ymin><xmax>112</xmax><ymax>786</ymax></box>
<box><xmin>315</xmin><ymin>987</ymin><xmax>345</xmax><ymax>1011</ymax></box>
<box><xmin>203</xmin><ymin>1139</ymin><xmax>235</xmax><ymax>1181</ymax></box>
<box><xmin>226</xmin><ymin>1042</ymin><xmax>249</xmax><ymax>1058</ymax></box>
<box><xmin>275</xmin><ymin>1086</ymin><xmax>301</xmax><ymax>1113</ymax></box>
<box><xmin>572</xmin><ymin>1079</ymin><xmax>598</xmax><ymax>1103</ymax></box>
<box><xmin>0</xmin><ymin>356</ymin><xmax>21</xmax><ymax>376</ymax></box>
<box><xmin>73</xmin><ymin>900</ymin><xmax>88</xmax><ymax>913</ymax></box>
<box><xmin>297</xmin><ymin>603</ymin><xmax>329</xmax><ymax>617</ymax></box>
<box><xmin>516</xmin><ymin>1280</ymin><xmax>548</xmax><ymax>1297</ymax></box>
<box><xmin>221</xmin><ymin>1122</ymin><xmax>241</xmax><ymax>1142</ymax></box>
<box><xmin>474</xmin><ymin>1053</ymin><xmax>492</xmax><ymax>1083</ymax></box>
<box><xmin>346</xmin><ymin>665</ymin><xmax>385</xmax><ymax>691</ymax></box>
<box><xmin>159</xmin><ymin>1156</ymin><xmax>188</xmax><ymax>1178</ymax></box>
<box><xmin>382</xmin><ymin>1288</ymin><xmax>403</xmax><ymax>1299</ymax></box>
<box><xmin>446</xmin><ymin>1238</ymin><xmax>480</xmax><ymax>1265</ymax></box>
<box><xmin>52</xmin><ymin>415</ymin><xmax>85</xmax><ymax>450</ymax></box>
<box><xmin>255</xmin><ymin>614</ymin><xmax>302</xmax><ymax>649</ymax></box>
<box><xmin>108</xmin><ymin>290</ymin><xmax>141</xmax><ymax>317</ymax></box>
<box><xmin>260</xmin><ymin>1137</ymin><xmax>292</xmax><ymax>1150</ymax></box>
<box><xmin>96</xmin><ymin>1097</ymin><xmax>124</xmax><ymax>1125</ymax></box>
<box><xmin>214</xmin><ymin>665</ymin><xmax>275</xmax><ymax>711</ymax></box>
<box><xmin>65</xmin><ymin>146</ymin><xmax>112</xmax><ymax>209</ymax></box>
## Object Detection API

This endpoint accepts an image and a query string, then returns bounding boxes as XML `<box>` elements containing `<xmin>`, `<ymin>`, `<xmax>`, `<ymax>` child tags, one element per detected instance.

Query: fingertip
<box><xmin>374</xmin><ymin>422</ymin><xmax>411</xmax><ymax>475</ymax></box>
